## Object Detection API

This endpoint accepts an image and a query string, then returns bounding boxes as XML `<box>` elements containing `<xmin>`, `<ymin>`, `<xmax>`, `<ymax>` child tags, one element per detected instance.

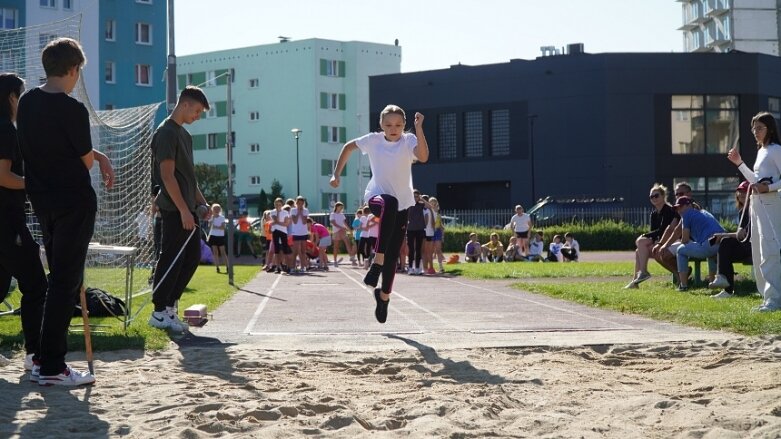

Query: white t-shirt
<box><xmin>365</xmin><ymin>214</ymin><xmax>378</xmax><ymax>238</ymax></box>
<box><xmin>564</xmin><ymin>239</ymin><xmax>580</xmax><ymax>254</ymax></box>
<box><xmin>529</xmin><ymin>239</ymin><xmax>543</xmax><ymax>256</ymax></box>
<box><xmin>209</xmin><ymin>214</ymin><xmax>226</xmax><ymax>237</ymax></box>
<box><xmin>270</xmin><ymin>209</ymin><xmax>289</xmax><ymax>233</ymax></box>
<box><xmin>330</xmin><ymin>212</ymin><xmax>347</xmax><ymax>232</ymax></box>
<box><xmin>511</xmin><ymin>213</ymin><xmax>532</xmax><ymax>233</ymax></box>
<box><xmin>423</xmin><ymin>208</ymin><xmax>434</xmax><ymax>236</ymax></box>
<box><xmin>355</xmin><ymin>132</ymin><xmax>418</xmax><ymax>210</ymax></box>
<box><xmin>359</xmin><ymin>215</ymin><xmax>369</xmax><ymax>238</ymax></box>
<box><xmin>738</xmin><ymin>143</ymin><xmax>781</xmax><ymax>191</ymax></box>
<box><xmin>290</xmin><ymin>207</ymin><xmax>309</xmax><ymax>236</ymax></box>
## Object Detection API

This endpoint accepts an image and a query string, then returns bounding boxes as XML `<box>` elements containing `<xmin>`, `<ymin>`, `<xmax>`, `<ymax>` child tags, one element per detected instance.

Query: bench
<box><xmin>672</xmin><ymin>257</ymin><xmax>753</xmax><ymax>285</ymax></box>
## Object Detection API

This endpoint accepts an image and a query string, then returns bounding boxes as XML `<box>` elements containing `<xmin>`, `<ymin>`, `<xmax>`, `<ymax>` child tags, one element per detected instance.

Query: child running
<box><xmin>331</xmin><ymin>105</ymin><xmax>428</xmax><ymax>323</ymax></box>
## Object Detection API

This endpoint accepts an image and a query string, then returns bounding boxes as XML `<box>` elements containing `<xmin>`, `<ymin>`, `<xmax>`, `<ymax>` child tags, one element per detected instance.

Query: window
<box><xmin>249</xmin><ymin>111</ymin><xmax>260</xmax><ymax>121</ymax></box>
<box><xmin>104</xmin><ymin>61</ymin><xmax>115</xmax><ymax>84</ymax></box>
<box><xmin>673</xmin><ymin>176</ymin><xmax>740</xmax><ymax>219</ymax></box>
<box><xmin>770</xmin><ymin>97</ymin><xmax>781</xmax><ymax>123</ymax></box>
<box><xmin>464</xmin><ymin>111</ymin><xmax>483</xmax><ymax>157</ymax></box>
<box><xmin>250</xmin><ymin>176</ymin><xmax>261</xmax><ymax>186</ymax></box>
<box><xmin>320</xmin><ymin>92</ymin><xmax>346</xmax><ymax>110</ymax></box>
<box><xmin>0</xmin><ymin>51</ymin><xmax>20</xmax><ymax>72</ymax></box>
<box><xmin>39</xmin><ymin>33</ymin><xmax>57</xmax><ymax>51</ymax></box>
<box><xmin>438</xmin><ymin>113</ymin><xmax>457</xmax><ymax>160</ymax></box>
<box><xmin>208</xmin><ymin>133</ymin><xmax>218</xmax><ymax>149</ymax></box>
<box><xmin>490</xmin><ymin>109</ymin><xmax>510</xmax><ymax>156</ymax></box>
<box><xmin>0</xmin><ymin>8</ymin><xmax>17</xmax><ymax>29</ymax></box>
<box><xmin>321</xmin><ymin>126</ymin><xmax>346</xmax><ymax>143</ymax></box>
<box><xmin>63</xmin><ymin>0</ymin><xmax>72</xmax><ymax>10</ymax></box>
<box><xmin>105</xmin><ymin>20</ymin><xmax>116</xmax><ymax>41</ymax></box>
<box><xmin>320</xmin><ymin>59</ymin><xmax>345</xmax><ymax>77</ymax></box>
<box><xmin>249</xmin><ymin>78</ymin><xmax>259</xmax><ymax>88</ymax></box>
<box><xmin>671</xmin><ymin>95</ymin><xmax>738</xmax><ymax>155</ymax></box>
<box><xmin>321</xmin><ymin>159</ymin><xmax>347</xmax><ymax>176</ymax></box>
<box><xmin>135</xmin><ymin>64</ymin><xmax>151</xmax><ymax>86</ymax></box>
<box><xmin>135</xmin><ymin>23</ymin><xmax>152</xmax><ymax>45</ymax></box>
<box><xmin>40</xmin><ymin>0</ymin><xmax>55</xmax><ymax>8</ymax></box>
<box><xmin>249</xmin><ymin>143</ymin><xmax>260</xmax><ymax>153</ymax></box>
<box><xmin>205</xmin><ymin>105</ymin><xmax>217</xmax><ymax>119</ymax></box>
<box><xmin>205</xmin><ymin>70</ymin><xmax>216</xmax><ymax>87</ymax></box>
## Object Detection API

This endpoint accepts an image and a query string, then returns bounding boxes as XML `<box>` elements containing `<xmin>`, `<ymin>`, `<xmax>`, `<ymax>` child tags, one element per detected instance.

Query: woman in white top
<box><xmin>331</xmin><ymin>105</ymin><xmax>429</xmax><ymax>323</ymax></box>
<box><xmin>207</xmin><ymin>204</ymin><xmax>227</xmax><ymax>273</ymax></box>
<box><xmin>510</xmin><ymin>204</ymin><xmax>533</xmax><ymax>255</ymax></box>
<box><xmin>329</xmin><ymin>201</ymin><xmax>356</xmax><ymax>267</ymax></box>
<box><xmin>728</xmin><ymin>112</ymin><xmax>781</xmax><ymax>312</ymax></box>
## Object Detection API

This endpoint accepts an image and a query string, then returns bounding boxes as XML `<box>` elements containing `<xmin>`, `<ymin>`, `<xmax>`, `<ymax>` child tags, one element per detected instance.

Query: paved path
<box><xmin>187</xmin><ymin>263</ymin><xmax>733</xmax><ymax>351</ymax></box>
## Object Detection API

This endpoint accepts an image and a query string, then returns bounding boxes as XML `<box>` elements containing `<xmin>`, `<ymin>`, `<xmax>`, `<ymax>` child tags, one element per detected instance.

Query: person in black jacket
<box><xmin>625</xmin><ymin>183</ymin><xmax>676</xmax><ymax>289</ymax></box>
<box><xmin>708</xmin><ymin>181</ymin><xmax>752</xmax><ymax>298</ymax></box>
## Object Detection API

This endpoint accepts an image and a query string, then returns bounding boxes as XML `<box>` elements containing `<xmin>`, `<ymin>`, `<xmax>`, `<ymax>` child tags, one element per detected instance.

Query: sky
<box><xmin>175</xmin><ymin>0</ymin><xmax>684</xmax><ymax>73</ymax></box>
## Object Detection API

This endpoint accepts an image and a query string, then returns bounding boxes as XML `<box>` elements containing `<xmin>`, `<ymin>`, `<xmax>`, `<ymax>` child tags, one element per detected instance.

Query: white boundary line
<box><xmin>243</xmin><ymin>275</ymin><xmax>282</xmax><ymax>334</ymax></box>
<box><xmin>443</xmin><ymin>277</ymin><xmax>634</xmax><ymax>329</ymax></box>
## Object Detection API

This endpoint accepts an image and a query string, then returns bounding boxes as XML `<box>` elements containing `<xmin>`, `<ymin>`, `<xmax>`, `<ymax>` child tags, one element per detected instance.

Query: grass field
<box><xmin>447</xmin><ymin>260</ymin><xmax>781</xmax><ymax>335</ymax></box>
<box><xmin>0</xmin><ymin>265</ymin><xmax>260</xmax><ymax>352</ymax></box>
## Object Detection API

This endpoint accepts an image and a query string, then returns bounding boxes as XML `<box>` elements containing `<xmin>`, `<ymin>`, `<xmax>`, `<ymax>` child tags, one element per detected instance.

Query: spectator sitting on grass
<box><xmin>481</xmin><ymin>233</ymin><xmax>505</xmax><ymax>262</ymax></box>
<box><xmin>526</xmin><ymin>231</ymin><xmax>544</xmax><ymax>262</ymax></box>
<box><xmin>547</xmin><ymin>234</ymin><xmax>564</xmax><ymax>262</ymax></box>
<box><xmin>561</xmin><ymin>232</ymin><xmax>580</xmax><ymax>262</ymax></box>
<box><xmin>464</xmin><ymin>233</ymin><xmax>481</xmax><ymax>263</ymax></box>
<box><xmin>504</xmin><ymin>236</ymin><xmax>523</xmax><ymax>262</ymax></box>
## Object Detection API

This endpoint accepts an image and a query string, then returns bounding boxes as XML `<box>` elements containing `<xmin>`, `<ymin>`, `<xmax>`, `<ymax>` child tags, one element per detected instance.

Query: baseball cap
<box><xmin>673</xmin><ymin>196</ymin><xmax>692</xmax><ymax>208</ymax></box>
<box><xmin>737</xmin><ymin>181</ymin><xmax>750</xmax><ymax>192</ymax></box>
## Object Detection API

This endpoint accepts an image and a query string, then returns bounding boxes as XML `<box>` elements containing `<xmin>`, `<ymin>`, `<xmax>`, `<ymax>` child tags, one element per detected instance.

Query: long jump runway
<box><xmin>189</xmin><ymin>267</ymin><xmax>734</xmax><ymax>350</ymax></box>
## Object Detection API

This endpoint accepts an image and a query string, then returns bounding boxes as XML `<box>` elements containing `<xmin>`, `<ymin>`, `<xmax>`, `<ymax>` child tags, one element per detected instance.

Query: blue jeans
<box><xmin>675</xmin><ymin>241</ymin><xmax>719</xmax><ymax>274</ymax></box>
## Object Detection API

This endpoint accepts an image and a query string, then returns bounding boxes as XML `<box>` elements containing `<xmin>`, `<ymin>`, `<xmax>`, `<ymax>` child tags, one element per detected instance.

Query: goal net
<box><xmin>1</xmin><ymin>15</ymin><xmax>163</xmax><ymax>311</ymax></box>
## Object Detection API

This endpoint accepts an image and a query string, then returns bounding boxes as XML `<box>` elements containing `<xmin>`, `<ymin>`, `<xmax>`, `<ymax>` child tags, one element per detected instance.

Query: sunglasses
<box><xmin>649</xmin><ymin>193</ymin><xmax>661</xmax><ymax>199</ymax></box>
<box><xmin>674</xmin><ymin>192</ymin><xmax>686</xmax><ymax>197</ymax></box>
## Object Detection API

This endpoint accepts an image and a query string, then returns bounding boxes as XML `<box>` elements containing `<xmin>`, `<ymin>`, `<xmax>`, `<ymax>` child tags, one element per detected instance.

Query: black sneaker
<box><xmin>364</xmin><ymin>263</ymin><xmax>383</xmax><ymax>287</ymax></box>
<box><xmin>374</xmin><ymin>288</ymin><xmax>389</xmax><ymax>323</ymax></box>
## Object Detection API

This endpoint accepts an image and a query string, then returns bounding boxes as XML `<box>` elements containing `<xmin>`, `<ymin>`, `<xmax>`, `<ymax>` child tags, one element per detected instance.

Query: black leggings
<box><xmin>407</xmin><ymin>230</ymin><xmax>425</xmax><ymax>268</ymax></box>
<box><xmin>368</xmin><ymin>194</ymin><xmax>408</xmax><ymax>294</ymax></box>
<box><xmin>272</xmin><ymin>230</ymin><xmax>291</xmax><ymax>254</ymax></box>
<box><xmin>717</xmin><ymin>237</ymin><xmax>752</xmax><ymax>293</ymax></box>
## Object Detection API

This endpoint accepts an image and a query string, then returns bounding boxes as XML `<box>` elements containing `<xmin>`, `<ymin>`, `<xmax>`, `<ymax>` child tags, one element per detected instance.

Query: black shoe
<box><xmin>374</xmin><ymin>288</ymin><xmax>389</xmax><ymax>323</ymax></box>
<box><xmin>364</xmin><ymin>263</ymin><xmax>383</xmax><ymax>287</ymax></box>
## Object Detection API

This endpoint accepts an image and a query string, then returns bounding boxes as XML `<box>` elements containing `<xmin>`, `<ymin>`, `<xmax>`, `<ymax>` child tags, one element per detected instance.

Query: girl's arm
<box><xmin>330</xmin><ymin>141</ymin><xmax>359</xmax><ymax>188</ymax></box>
<box><xmin>0</xmin><ymin>159</ymin><xmax>24</xmax><ymax>190</ymax></box>
<box><xmin>728</xmin><ymin>147</ymin><xmax>757</xmax><ymax>183</ymax></box>
<box><xmin>413</xmin><ymin>113</ymin><xmax>429</xmax><ymax>162</ymax></box>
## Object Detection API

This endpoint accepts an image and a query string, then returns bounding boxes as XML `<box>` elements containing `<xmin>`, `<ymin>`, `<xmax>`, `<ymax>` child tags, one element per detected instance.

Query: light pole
<box><xmin>291</xmin><ymin>128</ymin><xmax>302</xmax><ymax>196</ymax></box>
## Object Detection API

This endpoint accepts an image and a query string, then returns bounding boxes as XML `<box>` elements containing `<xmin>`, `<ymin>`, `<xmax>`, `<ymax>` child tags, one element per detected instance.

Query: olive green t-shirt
<box><xmin>151</xmin><ymin>118</ymin><xmax>198</xmax><ymax>213</ymax></box>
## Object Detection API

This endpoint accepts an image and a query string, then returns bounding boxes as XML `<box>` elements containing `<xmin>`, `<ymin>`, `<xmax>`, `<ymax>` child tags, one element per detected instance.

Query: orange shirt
<box><xmin>263</xmin><ymin>221</ymin><xmax>272</xmax><ymax>240</ymax></box>
<box><xmin>238</xmin><ymin>217</ymin><xmax>250</xmax><ymax>232</ymax></box>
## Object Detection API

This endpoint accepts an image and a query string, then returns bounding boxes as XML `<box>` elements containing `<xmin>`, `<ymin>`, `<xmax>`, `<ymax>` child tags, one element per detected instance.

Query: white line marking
<box><xmin>243</xmin><ymin>275</ymin><xmax>282</xmax><ymax>334</ymax></box>
<box><xmin>444</xmin><ymin>277</ymin><xmax>634</xmax><ymax>329</ymax></box>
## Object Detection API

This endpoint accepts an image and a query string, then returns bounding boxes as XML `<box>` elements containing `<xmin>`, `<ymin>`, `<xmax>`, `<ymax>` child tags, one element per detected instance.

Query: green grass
<box><xmin>0</xmin><ymin>265</ymin><xmax>260</xmax><ymax>352</ymax></box>
<box><xmin>447</xmin><ymin>261</ymin><xmax>781</xmax><ymax>336</ymax></box>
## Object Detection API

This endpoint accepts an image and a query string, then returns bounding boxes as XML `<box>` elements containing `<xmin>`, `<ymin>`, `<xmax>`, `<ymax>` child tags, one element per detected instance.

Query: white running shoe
<box><xmin>623</xmin><ymin>281</ymin><xmax>639</xmax><ymax>289</ymax></box>
<box><xmin>38</xmin><ymin>365</ymin><xmax>95</xmax><ymax>387</ymax></box>
<box><xmin>23</xmin><ymin>353</ymin><xmax>34</xmax><ymax>371</ymax></box>
<box><xmin>30</xmin><ymin>365</ymin><xmax>40</xmax><ymax>383</ymax></box>
<box><xmin>708</xmin><ymin>274</ymin><xmax>730</xmax><ymax>290</ymax></box>
<box><xmin>710</xmin><ymin>290</ymin><xmax>734</xmax><ymax>299</ymax></box>
<box><xmin>407</xmin><ymin>267</ymin><xmax>414</xmax><ymax>275</ymax></box>
<box><xmin>634</xmin><ymin>271</ymin><xmax>651</xmax><ymax>284</ymax></box>
<box><xmin>148</xmin><ymin>311</ymin><xmax>188</xmax><ymax>333</ymax></box>
<box><xmin>416</xmin><ymin>267</ymin><xmax>424</xmax><ymax>275</ymax></box>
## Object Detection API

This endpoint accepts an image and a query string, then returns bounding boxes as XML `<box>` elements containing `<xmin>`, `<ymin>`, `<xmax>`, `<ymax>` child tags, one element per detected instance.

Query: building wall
<box><xmin>369</xmin><ymin>52</ymin><xmax>781</xmax><ymax>215</ymax></box>
<box><xmin>680</xmin><ymin>0</ymin><xmax>781</xmax><ymax>55</ymax></box>
<box><xmin>178</xmin><ymin>38</ymin><xmax>400</xmax><ymax>213</ymax></box>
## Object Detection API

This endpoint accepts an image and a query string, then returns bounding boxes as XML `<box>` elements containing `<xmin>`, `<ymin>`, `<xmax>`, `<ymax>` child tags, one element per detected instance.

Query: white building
<box><xmin>679</xmin><ymin>0</ymin><xmax>781</xmax><ymax>55</ymax></box>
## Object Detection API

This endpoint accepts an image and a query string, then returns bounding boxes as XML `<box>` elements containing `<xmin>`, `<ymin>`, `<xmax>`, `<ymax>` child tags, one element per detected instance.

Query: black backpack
<box><xmin>73</xmin><ymin>287</ymin><xmax>128</xmax><ymax>318</ymax></box>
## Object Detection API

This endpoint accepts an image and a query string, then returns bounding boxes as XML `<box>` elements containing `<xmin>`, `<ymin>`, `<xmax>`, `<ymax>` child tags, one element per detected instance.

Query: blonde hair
<box><xmin>650</xmin><ymin>183</ymin><xmax>668</xmax><ymax>201</ymax></box>
<box><xmin>379</xmin><ymin>104</ymin><xmax>406</xmax><ymax>125</ymax></box>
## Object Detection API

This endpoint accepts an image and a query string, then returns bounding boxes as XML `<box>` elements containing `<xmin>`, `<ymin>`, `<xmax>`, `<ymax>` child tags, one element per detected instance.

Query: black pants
<box><xmin>717</xmin><ymin>237</ymin><xmax>752</xmax><ymax>293</ymax></box>
<box><xmin>36</xmin><ymin>208</ymin><xmax>95</xmax><ymax>376</ymax></box>
<box><xmin>368</xmin><ymin>195</ymin><xmax>408</xmax><ymax>294</ymax></box>
<box><xmin>406</xmin><ymin>229</ymin><xmax>425</xmax><ymax>269</ymax></box>
<box><xmin>152</xmin><ymin>210</ymin><xmax>201</xmax><ymax>312</ymax></box>
<box><xmin>562</xmin><ymin>248</ymin><xmax>578</xmax><ymax>261</ymax></box>
<box><xmin>153</xmin><ymin>216</ymin><xmax>162</xmax><ymax>259</ymax></box>
<box><xmin>0</xmin><ymin>208</ymin><xmax>47</xmax><ymax>358</ymax></box>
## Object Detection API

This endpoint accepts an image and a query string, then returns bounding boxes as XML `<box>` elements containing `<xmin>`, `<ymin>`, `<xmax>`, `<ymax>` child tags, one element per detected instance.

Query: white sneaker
<box><xmin>708</xmin><ymin>274</ymin><xmax>730</xmax><ymax>290</ymax></box>
<box><xmin>148</xmin><ymin>311</ymin><xmax>188</xmax><ymax>333</ymax></box>
<box><xmin>30</xmin><ymin>365</ymin><xmax>40</xmax><ymax>383</ymax></box>
<box><xmin>634</xmin><ymin>271</ymin><xmax>651</xmax><ymax>284</ymax></box>
<box><xmin>623</xmin><ymin>281</ymin><xmax>639</xmax><ymax>289</ymax></box>
<box><xmin>407</xmin><ymin>267</ymin><xmax>414</xmax><ymax>275</ymax></box>
<box><xmin>38</xmin><ymin>365</ymin><xmax>95</xmax><ymax>387</ymax></box>
<box><xmin>23</xmin><ymin>353</ymin><xmax>34</xmax><ymax>370</ymax></box>
<box><xmin>710</xmin><ymin>290</ymin><xmax>734</xmax><ymax>299</ymax></box>
<box><xmin>416</xmin><ymin>267</ymin><xmax>424</xmax><ymax>275</ymax></box>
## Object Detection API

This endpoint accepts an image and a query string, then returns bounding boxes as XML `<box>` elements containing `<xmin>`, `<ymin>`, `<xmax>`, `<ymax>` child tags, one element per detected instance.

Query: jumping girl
<box><xmin>330</xmin><ymin>105</ymin><xmax>429</xmax><ymax>323</ymax></box>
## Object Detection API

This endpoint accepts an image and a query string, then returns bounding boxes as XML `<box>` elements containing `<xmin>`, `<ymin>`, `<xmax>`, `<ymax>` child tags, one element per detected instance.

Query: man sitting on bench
<box><xmin>670</xmin><ymin>196</ymin><xmax>725</xmax><ymax>292</ymax></box>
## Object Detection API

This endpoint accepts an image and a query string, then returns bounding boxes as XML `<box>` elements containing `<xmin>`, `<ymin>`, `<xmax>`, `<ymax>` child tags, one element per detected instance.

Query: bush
<box><xmin>442</xmin><ymin>220</ymin><xmax>648</xmax><ymax>252</ymax></box>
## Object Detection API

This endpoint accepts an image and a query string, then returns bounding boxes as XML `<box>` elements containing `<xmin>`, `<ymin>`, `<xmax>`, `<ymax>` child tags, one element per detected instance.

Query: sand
<box><xmin>1</xmin><ymin>336</ymin><xmax>781</xmax><ymax>438</ymax></box>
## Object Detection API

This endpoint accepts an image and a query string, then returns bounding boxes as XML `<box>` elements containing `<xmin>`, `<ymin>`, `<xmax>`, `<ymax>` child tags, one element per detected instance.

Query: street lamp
<box><xmin>291</xmin><ymin>128</ymin><xmax>302</xmax><ymax>196</ymax></box>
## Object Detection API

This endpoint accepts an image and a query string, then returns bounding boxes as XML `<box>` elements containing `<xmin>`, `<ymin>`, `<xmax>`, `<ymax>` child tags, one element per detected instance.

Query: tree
<box><xmin>269</xmin><ymin>179</ymin><xmax>285</xmax><ymax>203</ymax></box>
<box><xmin>194</xmin><ymin>163</ymin><xmax>227</xmax><ymax>208</ymax></box>
<box><xmin>257</xmin><ymin>189</ymin><xmax>269</xmax><ymax>216</ymax></box>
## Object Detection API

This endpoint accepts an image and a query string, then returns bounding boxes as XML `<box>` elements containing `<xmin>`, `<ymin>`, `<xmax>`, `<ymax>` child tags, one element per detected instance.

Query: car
<box><xmin>527</xmin><ymin>196</ymin><xmax>625</xmax><ymax>226</ymax></box>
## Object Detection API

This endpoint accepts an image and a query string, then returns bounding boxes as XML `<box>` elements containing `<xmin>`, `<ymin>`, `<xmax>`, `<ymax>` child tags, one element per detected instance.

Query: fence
<box><xmin>442</xmin><ymin>208</ymin><xmax>650</xmax><ymax>228</ymax></box>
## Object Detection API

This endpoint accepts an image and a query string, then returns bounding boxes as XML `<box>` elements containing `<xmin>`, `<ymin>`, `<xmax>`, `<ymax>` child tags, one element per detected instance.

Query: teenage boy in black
<box><xmin>17</xmin><ymin>38</ymin><xmax>115</xmax><ymax>386</ymax></box>
<box><xmin>0</xmin><ymin>73</ymin><xmax>48</xmax><ymax>382</ymax></box>
<box><xmin>148</xmin><ymin>86</ymin><xmax>210</xmax><ymax>333</ymax></box>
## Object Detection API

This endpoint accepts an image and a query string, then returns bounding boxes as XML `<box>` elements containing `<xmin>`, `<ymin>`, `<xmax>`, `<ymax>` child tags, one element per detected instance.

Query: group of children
<box><xmin>464</xmin><ymin>231</ymin><xmax>579</xmax><ymax>263</ymax></box>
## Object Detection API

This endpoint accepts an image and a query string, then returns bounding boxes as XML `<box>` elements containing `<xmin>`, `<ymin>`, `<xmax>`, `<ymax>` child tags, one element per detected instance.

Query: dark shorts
<box><xmin>208</xmin><ymin>235</ymin><xmax>226</xmax><ymax>247</ymax></box>
<box><xmin>515</xmin><ymin>231</ymin><xmax>529</xmax><ymax>239</ymax></box>
<box><xmin>433</xmin><ymin>229</ymin><xmax>443</xmax><ymax>241</ymax></box>
<box><xmin>293</xmin><ymin>234</ymin><xmax>308</xmax><ymax>242</ymax></box>
<box><xmin>425</xmin><ymin>236</ymin><xmax>433</xmax><ymax>242</ymax></box>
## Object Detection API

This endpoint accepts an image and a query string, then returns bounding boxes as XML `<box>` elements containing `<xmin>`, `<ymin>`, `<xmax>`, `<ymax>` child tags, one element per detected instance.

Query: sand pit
<box><xmin>2</xmin><ymin>336</ymin><xmax>781</xmax><ymax>437</ymax></box>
